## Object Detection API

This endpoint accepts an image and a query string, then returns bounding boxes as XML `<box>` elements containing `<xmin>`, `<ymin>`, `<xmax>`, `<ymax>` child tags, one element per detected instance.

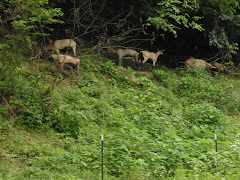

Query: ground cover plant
<box><xmin>1</xmin><ymin>53</ymin><xmax>240</xmax><ymax>179</ymax></box>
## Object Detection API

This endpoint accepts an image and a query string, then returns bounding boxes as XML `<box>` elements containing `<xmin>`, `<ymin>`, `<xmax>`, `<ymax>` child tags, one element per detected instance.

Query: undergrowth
<box><xmin>0</xmin><ymin>53</ymin><xmax>240</xmax><ymax>179</ymax></box>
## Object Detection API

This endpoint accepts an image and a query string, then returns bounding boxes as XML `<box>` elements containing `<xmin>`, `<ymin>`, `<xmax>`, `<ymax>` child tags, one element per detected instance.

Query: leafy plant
<box><xmin>183</xmin><ymin>102</ymin><xmax>222</xmax><ymax>124</ymax></box>
<box><xmin>146</xmin><ymin>0</ymin><xmax>204</xmax><ymax>37</ymax></box>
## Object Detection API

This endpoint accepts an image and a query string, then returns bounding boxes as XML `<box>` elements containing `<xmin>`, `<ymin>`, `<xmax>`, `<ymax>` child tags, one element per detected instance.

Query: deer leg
<box><xmin>118</xmin><ymin>56</ymin><xmax>123</xmax><ymax>66</ymax></box>
<box><xmin>73</xmin><ymin>47</ymin><xmax>76</xmax><ymax>56</ymax></box>
<box><xmin>152</xmin><ymin>59</ymin><xmax>157</xmax><ymax>67</ymax></box>
<box><xmin>142</xmin><ymin>58</ymin><xmax>148</xmax><ymax>64</ymax></box>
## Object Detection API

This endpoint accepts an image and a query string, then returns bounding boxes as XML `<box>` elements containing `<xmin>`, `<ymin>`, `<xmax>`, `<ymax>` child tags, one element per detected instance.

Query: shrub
<box><xmin>183</xmin><ymin>103</ymin><xmax>221</xmax><ymax>124</ymax></box>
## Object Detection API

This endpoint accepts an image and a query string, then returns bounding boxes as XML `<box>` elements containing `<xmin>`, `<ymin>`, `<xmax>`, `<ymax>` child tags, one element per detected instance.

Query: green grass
<box><xmin>0</xmin><ymin>53</ymin><xmax>240</xmax><ymax>179</ymax></box>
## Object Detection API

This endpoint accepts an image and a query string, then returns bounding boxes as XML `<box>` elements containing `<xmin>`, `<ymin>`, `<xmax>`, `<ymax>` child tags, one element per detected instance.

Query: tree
<box><xmin>145</xmin><ymin>0</ymin><xmax>240</xmax><ymax>59</ymax></box>
<box><xmin>0</xmin><ymin>0</ymin><xmax>63</xmax><ymax>100</ymax></box>
<box><xmin>146</xmin><ymin>0</ymin><xmax>204</xmax><ymax>37</ymax></box>
<box><xmin>0</xmin><ymin>0</ymin><xmax>63</xmax><ymax>56</ymax></box>
<box><xmin>197</xmin><ymin>0</ymin><xmax>240</xmax><ymax>59</ymax></box>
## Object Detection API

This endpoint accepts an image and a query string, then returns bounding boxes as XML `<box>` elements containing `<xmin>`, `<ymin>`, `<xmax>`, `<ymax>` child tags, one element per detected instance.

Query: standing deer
<box><xmin>139</xmin><ymin>50</ymin><xmax>165</xmax><ymax>70</ymax></box>
<box><xmin>44</xmin><ymin>38</ymin><xmax>77</xmax><ymax>56</ymax></box>
<box><xmin>107</xmin><ymin>48</ymin><xmax>139</xmax><ymax>66</ymax></box>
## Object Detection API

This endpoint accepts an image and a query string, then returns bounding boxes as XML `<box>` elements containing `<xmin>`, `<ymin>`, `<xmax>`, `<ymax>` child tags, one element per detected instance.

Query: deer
<box><xmin>184</xmin><ymin>58</ymin><xmax>216</xmax><ymax>72</ymax></box>
<box><xmin>44</xmin><ymin>38</ymin><xmax>77</xmax><ymax>56</ymax></box>
<box><xmin>139</xmin><ymin>50</ymin><xmax>165</xmax><ymax>70</ymax></box>
<box><xmin>107</xmin><ymin>48</ymin><xmax>139</xmax><ymax>66</ymax></box>
<box><xmin>212</xmin><ymin>62</ymin><xmax>229</xmax><ymax>75</ymax></box>
<box><xmin>49</xmin><ymin>54</ymin><xmax>80</xmax><ymax>76</ymax></box>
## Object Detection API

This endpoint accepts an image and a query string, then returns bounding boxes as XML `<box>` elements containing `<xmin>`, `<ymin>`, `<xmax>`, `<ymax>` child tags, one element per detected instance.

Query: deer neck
<box><xmin>155</xmin><ymin>51</ymin><xmax>162</xmax><ymax>58</ymax></box>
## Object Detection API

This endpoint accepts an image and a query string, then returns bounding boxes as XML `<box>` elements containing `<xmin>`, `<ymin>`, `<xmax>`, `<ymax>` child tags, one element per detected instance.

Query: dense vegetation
<box><xmin>1</xmin><ymin>0</ymin><xmax>240</xmax><ymax>179</ymax></box>
<box><xmin>1</xmin><ymin>55</ymin><xmax>240</xmax><ymax>179</ymax></box>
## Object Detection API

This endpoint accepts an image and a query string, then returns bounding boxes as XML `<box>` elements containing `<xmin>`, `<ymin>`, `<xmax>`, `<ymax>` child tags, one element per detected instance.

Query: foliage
<box><xmin>0</xmin><ymin>0</ymin><xmax>64</xmax><ymax>117</ymax></box>
<box><xmin>1</xmin><ymin>53</ymin><xmax>240</xmax><ymax>179</ymax></box>
<box><xmin>146</xmin><ymin>0</ymin><xmax>204</xmax><ymax>37</ymax></box>
<box><xmin>144</xmin><ymin>0</ymin><xmax>240</xmax><ymax>58</ymax></box>
<box><xmin>0</xmin><ymin>0</ymin><xmax>63</xmax><ymax>57</ymax></box>
<box><xmin>1</xmin><ymin>0</ymin><xmax>240</xmax><ymax>179</ymax></box>
<box><xmin>5</xmin><ymin>66</ymin><xmax>54</xmax><ymax>128</ymax></box>
<box><xmin>197</xmin><ymin>0</ymin><xmax>240</xmax><ymax>58</ymax></box>
<box><xmin>1</xmin><ymin>0</ymin><xmax>63</xmax><ymax>34</ymax></box>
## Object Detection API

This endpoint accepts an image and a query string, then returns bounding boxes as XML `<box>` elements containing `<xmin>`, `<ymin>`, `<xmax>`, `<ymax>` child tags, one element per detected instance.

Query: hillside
<box><xmin>1</xmin><ymin>53</ymin><xmax>240</xmax><ymax>179</ymax></box>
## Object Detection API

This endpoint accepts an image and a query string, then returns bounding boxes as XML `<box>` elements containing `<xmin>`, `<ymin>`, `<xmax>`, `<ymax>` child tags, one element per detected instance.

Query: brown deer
<box><xmin>139</xmin><ymin>50</ymin><xmax>165</xmax><ymax>70</ymax></box>
<box><xmin>212</xmin><ymin>62</ymin><xmax>229</xmax><ymax>75</ymax></box>
<box><xmin>107</xmin><ymin>48</ymin><xmax>139</xmax><ymax>66</ymax></box>
<box><xmin>184</xmin><ymin>59</ymin><xmax>215</xmax><ymax>72</ymax></box>
<box><xmin>49</xmin><ymin>54</ymin><xmax>80</xmax><ymax>76</ymax></box>
<box><xmin>44</xmin><ymin>39</ymin><xmax>77</xmax><ymax>56</ymax></box>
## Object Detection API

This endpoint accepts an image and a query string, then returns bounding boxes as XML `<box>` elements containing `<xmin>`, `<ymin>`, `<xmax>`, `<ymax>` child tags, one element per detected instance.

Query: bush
<box><xmin>183</xmin><ymin>103</ymin><xmax>221</xmax><ymax>124</ymax></box>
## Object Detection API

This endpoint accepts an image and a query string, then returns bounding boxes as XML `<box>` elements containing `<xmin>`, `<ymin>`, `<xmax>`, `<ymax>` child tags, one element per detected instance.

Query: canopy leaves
<box><xmin>147</xmin><ymin>0</ymin><xmax>204</xmax><ymax>37</ymax></box>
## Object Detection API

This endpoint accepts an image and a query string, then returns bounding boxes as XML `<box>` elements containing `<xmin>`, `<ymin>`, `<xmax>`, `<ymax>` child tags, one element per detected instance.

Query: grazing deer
<box><xmin>212</xmin><ymin>62</ymin><xmax>229</xmax><ymax>75</ymax></box>
<box><xmin>184</xmin><ymin>59</ymin><xmax>215</xmax><ymax>72</ymax></box>
<box><xmin>44</xmin><ymin>39</ymin><xmax>77</xmax><ymax>56</ymax></box>
<box><xmin>49</xmin><ymin>54</ymin><xmax>80</xmax><ymax>76</ymax></box>
<box><xmin>107</xmin><ymin>48</ymin><xmax>139</xmax><ymax>66</ymax></box>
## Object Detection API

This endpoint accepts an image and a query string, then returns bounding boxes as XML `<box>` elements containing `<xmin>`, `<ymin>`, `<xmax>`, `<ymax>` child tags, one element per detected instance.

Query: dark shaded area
<box><xmin>46</xmin><ymin>0</ymin><xmax>239</xmax><ymax>68</ymax></box>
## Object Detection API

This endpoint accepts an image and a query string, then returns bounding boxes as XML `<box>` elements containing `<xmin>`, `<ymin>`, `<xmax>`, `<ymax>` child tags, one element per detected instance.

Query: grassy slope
<box><xmin>1</xmin><ymin>53</ymin><xmax>240</xmax><ymax>179</ymax></box>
